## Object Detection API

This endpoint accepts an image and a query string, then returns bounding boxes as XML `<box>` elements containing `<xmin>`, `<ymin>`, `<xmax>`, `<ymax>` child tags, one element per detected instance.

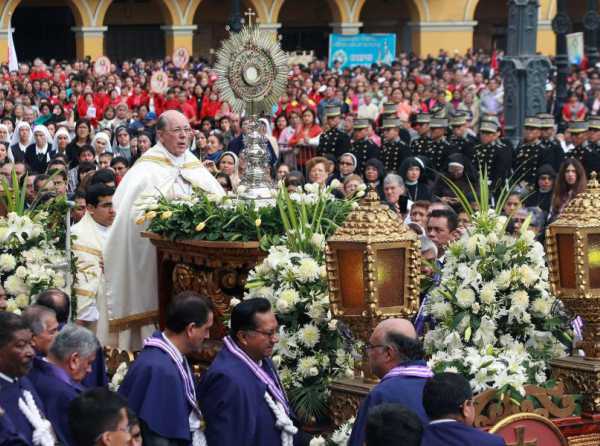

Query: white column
<box><xmin>330</xmin><ymin>22</ymin><xmax>363</xmax><ymax>35</ymax></box>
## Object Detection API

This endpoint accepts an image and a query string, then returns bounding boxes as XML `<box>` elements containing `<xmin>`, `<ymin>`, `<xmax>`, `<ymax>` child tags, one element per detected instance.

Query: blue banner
<box><xmin>328</xmin><ymin>34</ymin><xmax>396</xmax><ymax>69</ymax></box>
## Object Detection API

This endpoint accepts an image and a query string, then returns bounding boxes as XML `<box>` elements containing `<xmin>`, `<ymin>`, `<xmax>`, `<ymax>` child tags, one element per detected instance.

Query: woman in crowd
<box><xmin>337</xmin><ymin>153</ymin><xmax>358</xmax><ymax>182</ymax></box>
<box><xmin>113</xmin><ymin>126</ymin><xmax>133</xmax><ymax>162</ymax></box>
<box><xmin>52</xmin><ymin>127</ymin><xmax>71</xmax><ymax>158</ymax></box>
<box><xmin>289</xmin><ymin>108</ymin><xmax>322</xmax><ymax>172</ymax></box>
<box><xmin>66</xmin><ymin>119</ymin><xmax>93</xmax><ymax>167</ymax></box>
<box><xmin>305</xmin><ymin>156</ymin><xmax>329</xmax><ymax>188</ymax></box>
<box><xmin>550</xmin><ymin>158</ymin><xmax>587</xmax><ymax>221</ymax></box>
<box><xmin>275</xmin><ymin>163</ymin><xmax>291</xmax><ymax>182</ymax></box>
<box><xmin>205</xmin><ymin>131</ymin><xmax>225</xmax><ymax>164</ymax></box>
<box><xmin>432</xmin><ymin>153</ymin><xmax>477</xmax><ymax>206</ymax></box>
<box><xmin>99</xmin><ymin>106</ymin><xmax>116</xmax><ymax>130</ymax></box>
<box><xmin>259</xmin><ymin>118</ymin><xmax>279</xmax><ymax>159</ymax></box>
<box><xmin>218</xmin><ymin>151</ymin><xmax>240</xmax><ymax>192</ymax></box>
<box><xmin>0</xmin><ymin>124</ymin><xmax>10</xmax><ymax>144</ymax></box>
<box><xmin>138</xmin><ymin>132</ymin><xmax>153</xmax><ymax>155</ymax></box>
<box><xmin>9</xmin><ymin>121</ymin><xmax>33</xmax><ymax>163</ymax></box>
<box><xmin>92</xmin><ymin>132</ymin><xmax>112</xmax><ymax>159</ymax></box>
<box><xmin>503</xmin><ymin>191</ymin><xmax>523</xmax><ymax>217</ymax></box>
<box><xmin>343</xmin><ymin>174</ymin><xmax>364</xmax><ymax>198</ymax></box>
<box><xmin>524</xmin><ymin>164</ymin><xmax>556</xmax><ymax>214</ymax></box>
<box><xmin>215</xmin><ymin>172</ymin><xmax>233</xmax><ymax>193</ymax></box>
<box><xmin>364</xmin><ymin>158</ymin><xmax>386</xmax><ymax>200</ymax></box>
<box><xmin>26</xmin><ymin>125</ymin><xmax>54</xmax><ymax>174</ymax></box>
<box><xmin>273</xmin><ymin>114</ymin><xmax>296</xmax><ymax>169</ymax></box>
<box><xmin>192</xmin><ymin>131</ymin><xmax>209</xmax><ymax>159</ymax></box>
<box><xmin>0</xmin><ymin>142</ymin><xmax>9</xmax><ymax>166</ymax></box>
<box><xmin>399</xmin><ymin>157</ymin><xmax>432</xmax><ymax>202</ymax></box>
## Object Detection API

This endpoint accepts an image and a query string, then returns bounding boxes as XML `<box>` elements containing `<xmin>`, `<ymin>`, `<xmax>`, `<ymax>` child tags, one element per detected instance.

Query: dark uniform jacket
<box><xmin>380</xmin><ymin>138</ymin><xmax>412</xmax><ymax>174</ymax></box>
<box><xmin>568</xmin><ymin>142</ymin><xmax>600</xmax><ymax>177</ymax></box>
<box><xmin>317</xmin><ymin>127</ymin><xmax>351</xmax><ymax>159</ymax></box>
<box><xmin>350</xmin><ymin>138</ymin><xmax>379</xmax><ymax>172</ymax></box>
<box><xmin>473</xmin><ymin>140</ymin><xmax>512</xmax><ymax>190</ymax></box>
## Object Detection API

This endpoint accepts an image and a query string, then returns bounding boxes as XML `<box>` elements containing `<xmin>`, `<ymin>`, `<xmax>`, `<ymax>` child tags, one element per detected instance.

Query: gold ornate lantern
<box><xmin>547</xmin><ymin>172</ymin><xmax>600</xmax><ymax>412</ymax></box>
<box><xmin>325</xmin><ymin>188</ymin><xmax>421</xmax><ymax>424</ymax></box>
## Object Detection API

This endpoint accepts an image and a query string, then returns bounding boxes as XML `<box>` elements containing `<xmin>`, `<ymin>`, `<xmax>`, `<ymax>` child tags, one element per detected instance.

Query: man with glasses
<box><xmin>421</xmin><ymin>373</ymin><xmax>505</xmax><ymax>446</ymax></box>
<box><xmin>348</xmin><ymin>318</ymin><xmax>431</xmax><ymax>446</ymax></box>
<box><xmin>119</xmin><ymin>292</ymin><xmax>214</xmax><ymax>446</ymax></box>
<box><xmin>104</xmin><ymin>110</ymin><xmax>224</xmax><ymax>350</ymax></box>
<box><xmin>69</xmin><ymin>388</ymin><xmax>132</xmax><ymax>446</ymax></box>
<box><xmin>199</xmin><ymin>298</ymin><xmax>305</xmax><ymax>446</ymax></box>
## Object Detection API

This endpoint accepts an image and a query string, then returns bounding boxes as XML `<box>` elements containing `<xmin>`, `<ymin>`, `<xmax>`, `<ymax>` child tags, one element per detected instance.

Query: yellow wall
<box><xmin>0</xmin><ymin>0</ymin><xmax>562</xmax><ymax>61</ymax></box>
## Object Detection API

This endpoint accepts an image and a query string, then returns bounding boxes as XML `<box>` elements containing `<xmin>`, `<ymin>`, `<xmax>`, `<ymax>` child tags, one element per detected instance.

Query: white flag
<box><xmin>7</xmin><ymin>21</ymin><xmax>18</xmax><ymax>72</ymax></box>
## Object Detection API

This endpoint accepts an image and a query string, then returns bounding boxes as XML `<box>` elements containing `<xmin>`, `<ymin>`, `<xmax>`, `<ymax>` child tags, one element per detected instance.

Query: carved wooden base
<box><xmin>329</xmin><ymin>377</ymin><xmax>375</xmax><ymax>426</ymax></box>
<box><xmin>551</xmin><ymin>356</ymin><xmax>600</xmax><ymax>414</ymax></box>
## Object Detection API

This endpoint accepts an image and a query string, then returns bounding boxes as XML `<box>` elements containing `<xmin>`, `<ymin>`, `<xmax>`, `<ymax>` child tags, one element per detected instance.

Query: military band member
<box><xmin>567</xmin><ymin>120</ymin><xmax>600</xmax><ymax>176</ymax></box>
<box><xmin>380</xmin><ymin>117</ymin><xmax>412</xmax><ymax>174</ymax></box>
<box><xmin>449</xmin><ymin>112</ymin><xmax>477</xmax><ymax>160</ymax></box>
<box><xmin>425</xmin><ymin>117</ymin><xmax>451</xmax><ymax>173</ymax></box>
<box><xmin>317</xmin><ymin>106</ymin><xmax>351</xmax><ymax>159</ymax></box>
<box><xmin>473</xmin><ymin>120</ymin><xmax>512</xmax><ymax>191</ymax></box>
<box><xmin>351</xmin><ymin>118</ymin><xmax>380</xmax><ymax>172</ymax></box>
<box><xmin>381</xmin><ymin>102</ymin><xmax>412</xmax><ymax>146</ymax></box>
<box><xmin>537</xmin><ymin>113</ymin><xmax>565</xmax><ymax>174</ymax></box>
<box><xmin>513</xmin><ymin>116</ymin><xmax>545</xmax><ymax>187</ymax></box>
<box><xmin>410</xmin><ymin>113</ymin><xmax>431</xmax><ymax>157</ymax></box>
<box><xmin>588</xmin><ymin>115</ymin><xmax>600</xmax><ymax>152</ymax></box>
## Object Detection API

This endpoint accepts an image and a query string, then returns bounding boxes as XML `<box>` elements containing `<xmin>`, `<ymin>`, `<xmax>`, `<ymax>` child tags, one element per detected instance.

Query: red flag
<box><xmin>491</xmin><ymin>49</ymin><xmax>498</xmax><ymax>71</ymax></box>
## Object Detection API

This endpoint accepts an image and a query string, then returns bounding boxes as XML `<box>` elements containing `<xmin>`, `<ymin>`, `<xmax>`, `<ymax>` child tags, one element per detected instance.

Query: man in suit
<box><xmin>421</xmin><ymin>373</ymin><xmax>505</xmax><ymax>446</ymax></box>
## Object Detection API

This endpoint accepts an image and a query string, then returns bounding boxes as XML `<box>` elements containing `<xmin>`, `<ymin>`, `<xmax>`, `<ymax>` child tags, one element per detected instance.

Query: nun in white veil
<box><xmin>9</xmin><ymin>121</ymin><xmax>33</xmax><ymax>162</ymax></box>
<box><xmin>52</xmin><ymin>127</ymin><xmax>72</xmax><ymax>158</ymax></box>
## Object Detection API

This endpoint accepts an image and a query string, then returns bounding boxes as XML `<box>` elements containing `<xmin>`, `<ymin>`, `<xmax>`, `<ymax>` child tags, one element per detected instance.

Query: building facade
<box><xmin>0</xmin><ymin>0</ymin><xmax>593</xmax><ymax>62</ymax></box>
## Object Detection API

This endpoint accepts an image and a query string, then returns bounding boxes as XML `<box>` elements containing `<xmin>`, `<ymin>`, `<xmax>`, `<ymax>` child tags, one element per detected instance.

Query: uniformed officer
<box><xmin>567</xmin><ymin>120</ymin><xmax>600</xmax><ymax>176</ymax></box>
<box><xmin>537</xmin><ymin>113</ymin><xmax>565</xmax><ymax>173</ymax></box>
<box><xmin>381</xmin><ymin>102</ymin><xmax>411</xmax><ymax>146</ymax></box>
<box><xmin>449</xmin><ymin>112</ymin><xmax>477</xmax><ymax>159</ymax></box>
<box><xmin>317</xmin><ymin>105</ymin><xmax>352</xmax><ymax>159</ymax></box>
<box><xmin>473</xmin><ymin>119</ymin><xmax>512</xmax><ymax>192</ymax></box>
<box><xmin>426</xmin><ymin>117</ymin><xmax>451</xmax><ymax>173</ymax></box>
<box><xmin>588</xmin><ymin>115</ymin><xmax>600</xmax><ymax>152</ymax></box>
<box><xmin>513</xmin><ymin>116</ymin><xmax>545</xmax><ymax>187</ymax></box>
<box><xmin>351</xmin><ymin>118</ymin><xmax>380</xmax><ymax>172</ymax></box>
<box><xmin>380</xmin><ymin>117</ymin><xmax>412</xmax><ymax>174</ymax></box>
<box><xmin>410</xmin><ymin>113</ymin><xmax>432</xmax><ymax>158</ymax></box>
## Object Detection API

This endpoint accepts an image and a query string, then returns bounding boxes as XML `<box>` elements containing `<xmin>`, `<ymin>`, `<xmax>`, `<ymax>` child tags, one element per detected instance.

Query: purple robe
<box><xmin>421</xmin><ymin>420</ymin><xmax>506</xmax><ymax>446</ymax></box>
<box><xmin>348</xmin><ymin>360</ymin><xmax>430</xmax><ymax>446</ymax></box>
<box><xmin>81</xmin><ymin>347</ymin><xmax>108</xmax><ymax>388</ymax></box>
<box><xmin>118</xmin><ymin>332</ymin><xmax>193</xmax><ymax>444</ymax></box>
<box><xmin>198</xmin><ymin>346</ymin><xmax>290</xmax><ymax>446</ymax></box>
<box><xmin>0</xmin><ymin>409</ymin><xmax>29</xmax><ymax>446</ymax></box>
<box><xmin>27</xmin><ymin>357</ymin><xmax>83</xmax><ymax>446</ymax></box>
<box><xmin>0</xmin><ymin>375</ymin><xmax>46</xmax><ymax>446</ymax></box>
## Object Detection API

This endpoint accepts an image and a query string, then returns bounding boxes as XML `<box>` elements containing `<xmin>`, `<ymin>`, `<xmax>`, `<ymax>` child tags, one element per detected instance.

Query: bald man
<box><xmin>348</xmin><ymin>319</ymin><xmax>431</xmax><ymax>446</ymax></box>
<box><xmin>104</xmin><ymin>110</ymin><xmax>225</xmax><ymax>349</ymax></box>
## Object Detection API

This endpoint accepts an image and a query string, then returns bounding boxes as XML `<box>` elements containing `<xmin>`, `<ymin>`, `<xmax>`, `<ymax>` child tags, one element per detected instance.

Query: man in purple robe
<box><xmin>0</xmin><ymin>312</ymin><xmax>54</xmax><ymax>446</ymax></box>
<box><xmin>198</xmin><ymin>298</ymin><xmax>303</xmax><ymax>446</ymax></box>
<box><xmin>118</xmin><ymin>291</ymin><xmax>214</xmax><ymax>446</ymax></box>
<box><xmin>421</xmin><ymin>373</ymin><xmax>505</xmax><ymax>446</ymax></box>
<box><xmin>34</xmin><ymin>288</ymin><xmax>108</xmax><ymax>388</ymax></box>
<box><xmin>0</xmin><ymin>405</ymin><xmax>29</xmax><ymax>446</ymax></box>
<box><xmin>28</xmin><ymin>324</ymin><xmax>98</xmax><ymax>446</ymax></box>
<box><xmin>348</xmin><ymin>319</ymin><xmax>431</xmax><ymax>446</ymax></box>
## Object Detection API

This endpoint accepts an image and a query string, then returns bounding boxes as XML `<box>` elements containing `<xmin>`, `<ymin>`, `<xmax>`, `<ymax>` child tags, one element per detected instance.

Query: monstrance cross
<box><xmin>244</xmin><ymin>8</ymin><xmax>256</xmax><ymax>27</ymax></box>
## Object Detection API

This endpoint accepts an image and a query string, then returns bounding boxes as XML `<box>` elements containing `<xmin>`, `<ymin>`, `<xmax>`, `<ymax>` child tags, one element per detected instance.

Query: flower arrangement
<box><xmin>423</xmin><ymin>174</ymin><xmax>572</xmax><ymax>401</ymax></box>
<box><xmin>243</xmin><ymin>182</ymin><xmax>361</xmax><ymax>423</ymax></box>
<box><xmin>0</xmin><ymin>212</ymin><xmax>68</xmax><ymax>313</ymax></box>
<box><xmin>309</xmin><ymin>417</ymin><xmax>355</xmax><ymax>446</ymax></box>
<box><xmin>109</xmin><ymin>362</ymin><xmax>129</xmax><ymax>392</ymax></box>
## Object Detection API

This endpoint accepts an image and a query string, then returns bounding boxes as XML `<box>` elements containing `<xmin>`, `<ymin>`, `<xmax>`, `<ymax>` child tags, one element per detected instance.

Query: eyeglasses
<box><xmin>250</xmin><ymin>329</ymin><xmax>278</xmax><ymax>339</ymax></box>
<box><xmin>365</xmin><ymin>343</ymin><xmax>388</xmax><ymax>351</ymax></box>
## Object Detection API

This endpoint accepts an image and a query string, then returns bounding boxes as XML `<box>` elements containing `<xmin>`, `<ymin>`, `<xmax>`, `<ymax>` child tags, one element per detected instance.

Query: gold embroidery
<box><xmin>139</xmin><ymin>155</ymin><xmax>201</xmax><ymax>170</ymax></box>
<box><xmin>109</xmin><ymin>310</ymin><xmax>159</xmax><ymax>332</ymax></box>
<box><xmin>73</xmin><ymin>288</ymin><xmax>96</xmax><ymax>297</ymax></box>
<box><xmin>72</xmin><ymin>244</ymin><xmax>103</xmax><ymax>258</ymax></box>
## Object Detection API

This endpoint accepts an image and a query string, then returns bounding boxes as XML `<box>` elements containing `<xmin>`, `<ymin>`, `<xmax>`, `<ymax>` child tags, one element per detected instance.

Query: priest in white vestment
<box><xmin>104</xmin><ymin>110</ymin><xmax>225</xmax><ymax>349</ymax></box>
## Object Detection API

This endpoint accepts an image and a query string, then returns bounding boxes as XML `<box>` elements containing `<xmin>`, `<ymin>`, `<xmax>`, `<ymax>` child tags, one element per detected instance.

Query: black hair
<box><xmin>98</xmin><ymin>152</ymin><xmax>114</xmax><ymax>160</ymax></box>
<box><xmin>33</xmin><ymin>174</ymin><xmax>50</xmax><ymax>192</ymax></box>
<box><xmin>230</xmin><ymin>297</ymin><xmax>272</xmax><ymax>340</ymax></box>
<box><xmin>47</xmin><ymin>168</ymin><xmax>67</xmax><ymax>182</ymax></box>
<box><xmin>284</xmin><ymin>170</ymin><xmax>305</xmax><ymax>188</ymax></box>
<box><xmin>423</xmin><ymin>372</ymin><xmax>473</xmax><ymax>420</ymax></box>
<box><xmin>384</xmin><ymin>332</ymin><xmax>424</xmax><ymax>361</ymax></box>
<box><xmin>365</xmin><ymin>403</ymin><xmax>423</xmax><ymax>446</ymax></box>
<box><xmin>110</xmin><ymin>156</ymin><xmax>130</xmax><ymax>168</ymax></box>
<box><xmin>0</xmin><ymin>312</ymin><xmax>29</xmax><ymax>349</ymax></box>
<box><xmin>429</xmin><ymin>208</ymin><xmax>458</xmax><ymax>232</ymax></box>
<box><xmin>165</xmin><ymin>291</ymin><xmax>214</xmax><ymax>333</ymax></box>
<box><xmin>85</xmin><ymin>184</ymin><xmax>115</xmax><ymax>207</ymax></box>
<box><xmin>90</xmin><ymin>169</ymin><xmax>116</xmax><ymax>186</ymax></box>
<box><xmin>74</xmin><ymin>190</ymin><xmax>86</xmax><ymax>201</ymax></box>
<box><xmin>78</xmin><ymin>161</ymin><xmax>97</xmax><ymax>176</ymax></box>
<box><xmin>68</xmin><ymin>388</ymin><xmax>128</xmax><ymax>446</ymax></box>
<box><xmin>78</xmin><ymin>144</ymin><xmax>96</xmax><ymax>158</ymax></box>
<box><xmin>36</xmin><ymin>288</ymin><xmax>71</xmax><ymax>324</ymax></box>
<box><xmin>215</xmin><ymin>172</ymin><xmax>232</xmax><ymax>191</ymax></box>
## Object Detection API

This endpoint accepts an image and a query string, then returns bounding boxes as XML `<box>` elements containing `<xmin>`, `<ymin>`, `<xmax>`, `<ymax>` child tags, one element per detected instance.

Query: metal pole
<box><xmin>229</xmin><ymin>0</ymin><xmax>242</xmax><ymax>33</ymax></box>
<box><xmin>584</xmin><ymin>0</ymin><xmax>600</xmax><ymax>67</ymax></box>
<box><xmin>552</xmin><ymin>0</ymin><xmax>571</xmax><ymax>124</ymax></box>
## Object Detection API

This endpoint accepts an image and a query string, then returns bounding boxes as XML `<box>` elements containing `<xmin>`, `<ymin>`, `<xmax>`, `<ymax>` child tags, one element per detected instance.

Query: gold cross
<box><xmin>244</xmin><ymin>8</ymin><xmax>256</xmax><ymax>26</ymax></box>
<box><xmin>507</xmin><ymin>427</ymin><xmax>537</xmax><ymax>446</ymax></box>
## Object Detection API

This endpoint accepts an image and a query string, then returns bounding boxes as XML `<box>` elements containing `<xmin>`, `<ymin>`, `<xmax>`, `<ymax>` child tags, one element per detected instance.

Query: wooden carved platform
<box><xmin>142</xmin><ymin>232</ymin><xmax>267</xmax><ymax>364</ymax></box>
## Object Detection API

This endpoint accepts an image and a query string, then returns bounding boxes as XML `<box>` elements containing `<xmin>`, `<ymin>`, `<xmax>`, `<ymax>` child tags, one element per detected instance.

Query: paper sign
<box><xmin>94</xmin><ymin>56</ymin><xmax>111</xmax><ymax>76</ymax></box>
<box><xmin>567</xmin><ymin>32</ymin><xmax>584</xmax><ymax>65</ymax></box>
<box><xmin>150</xmin><ymin>71</ymin><xmax>169</xmax><ymax>94</ymax></box>
<box><xmin>173</xmin><ymin>47</ymin><xmax>190</xmax><ymax>68</ymax></box>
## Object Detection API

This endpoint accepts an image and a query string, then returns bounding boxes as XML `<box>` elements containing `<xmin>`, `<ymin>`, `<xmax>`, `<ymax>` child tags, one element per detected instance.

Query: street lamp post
<box><xmin>228</xmin><ymin>0</ymin><xmax>242</xmax><ymax>33</ymax></box>
<box><xmin>584</xmin><ymin>0</ymin><xmax>600</xmax><ymax>67</ymax></box>
<box><xmin>552</xmin><ymin>0</ymin><xmax>571</xmax><ymax>124</ymax></box>
<box><xmin>501</xmin><ymin>0</ymin><xmax>551</xmax><ymax>147</ymax></box>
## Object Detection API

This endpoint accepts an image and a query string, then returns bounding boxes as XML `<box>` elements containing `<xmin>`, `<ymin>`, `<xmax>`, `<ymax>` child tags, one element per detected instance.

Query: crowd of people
<box><xmin>0</xmin><ymin>48</ymin><xmax>595</xmax><ymax>446</ymax></box>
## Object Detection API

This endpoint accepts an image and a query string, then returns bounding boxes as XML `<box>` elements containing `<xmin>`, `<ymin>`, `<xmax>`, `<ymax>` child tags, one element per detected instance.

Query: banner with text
<box><xmin>328</xmin><ymin>34</ymin><xmax>396</xmax><ymax>69</ymax></box>
<box><xmin>567</xmin><ymin>32</ymin><xmax>584</xmax><ymax>66</ymax></box>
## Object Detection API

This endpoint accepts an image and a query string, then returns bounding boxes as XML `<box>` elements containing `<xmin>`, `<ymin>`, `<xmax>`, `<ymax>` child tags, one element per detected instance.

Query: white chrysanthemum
<box><xmin>53</xmin><ymin>274</ymin><xmax>66</xmax><ymax>289</ymax></box>
<box><xmin>495</xmin><ymin>270</ymin><xmax>512</xmax><ymax>290</ymax></box>
<box><xmin>15</xmin><ymin>294</ymin><xmax>29</xmax><ymax>308</ymax></box>
<box><xmin>430</xmin><ymin>301</ymin><xmax>452</xmax><ymax>319</ymax></box>
<box><xmin>0</xmin><ymin>254</ymin><xmax>16</xmax><ymax>272</ymax></box>
<box><xmin>310</xmin><ymin>233</ymin><xmax>325</xmax><ymax>249</ymax></box>
<box><xmin>298</xmin><ymin>324</ymin><xmax>320</xmax><ymax>348</ymax></box>
<box><xmin>480</xmin><ymin>282</ymin><xmax>496</xmax><ymax>304</ymax></box>
<box><xmin>328</xmin><ymin>319</ymin><xmax>338</xmax><ymax>331</ymax></box>
<box><xmin>456</xmin><ymin>287</ymin><xmax>476</xmax><ymax>309</ymax></box>
<box><xmin>517</xmin><ymin>265</ymin><xmax>537</xmax><ymax>287</ymax></box>
<box><xmin>5</xmin><ymin>298</ymin><xmax>21</xmax><ymax>314</ymax></box>
<box><xmin>445</xmin><ymin>366</ymin><xmax>460</xmax><ymax>373</ymax></box>
<box><xmin>14</xmin><ymin>266</ymin><xmax>27</xmax><ymax>279</ymax></box>
<box><xmin>296</xmin><ymin>258</ymin><xmax>320</xmax><ymax>282</ymax></box>
<box><xmin>511</xmin><ymin>290</ymin><xmax>529</xmax><ymax>309</ymax></box>
<box><xmin>266</xmin><ymin>246</ymin><xmax>291</xmax><ymax>270</ymax></box>
<box><xmin>306</xmin><ymin>302</ymin><xmax>325</xmax><ymax>321</ymax></box>
<box><xmin>4</xmin><ymin>275</ymin><xmax>28</xmax><ymax>296</ymax></box>
<box><xmin>275</xmin><ymin>328</ymin><xmax>298</xmax><ymax>358</ymax></box>
<box><xmin>297</xmin><ymin>356</ymin><xmax>318</xmax><ymax>377</ymax></box>
<box><xmin>531</xmin><ymin>297</ymin><xmax>552</xmax><ymax>317</ymax></box>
